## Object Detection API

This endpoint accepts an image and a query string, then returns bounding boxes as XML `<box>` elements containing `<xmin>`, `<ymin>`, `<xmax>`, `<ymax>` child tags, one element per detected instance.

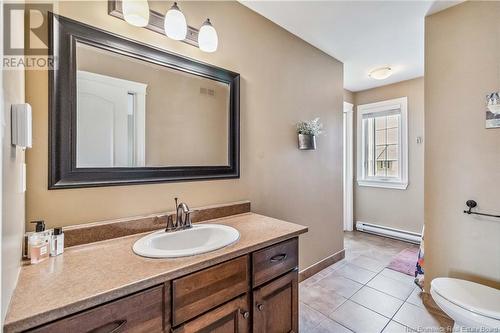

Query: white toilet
<box><xmin>430</xmin><ymin>278</ymin><xmax>500</xmax><ymax>330</ymax></box>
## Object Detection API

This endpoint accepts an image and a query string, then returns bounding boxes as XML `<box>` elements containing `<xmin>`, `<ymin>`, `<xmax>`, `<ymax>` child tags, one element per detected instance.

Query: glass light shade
<box><xmin>198</xmin><ymin>19</ymin><xmax>218</xmax><ymax>53</ymax></box>
<box><xmin>164</xmin><ymin>2</ymin><xmax>187</xmax><ymax>41</ymax></box>
<box><xmin>368</xmin><ymin>67</ymin><xmax>392</xmax><ymax>80</ymax></box>
<box><xmin>122</xmin><ymin>0</ymin><xmax>150</xmax><ymax>27</ymax></box>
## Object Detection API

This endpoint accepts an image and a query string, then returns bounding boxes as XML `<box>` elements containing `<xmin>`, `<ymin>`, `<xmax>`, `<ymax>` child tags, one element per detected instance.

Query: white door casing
<box><xmin>76</xmin><ymin>71</ymin><xmax>147</xmax><ymax>167</ymax></box>
<box><xmin>343</xmin><ymin>102</ymin><xmax>354</xmax><ymax>231</ymax></box>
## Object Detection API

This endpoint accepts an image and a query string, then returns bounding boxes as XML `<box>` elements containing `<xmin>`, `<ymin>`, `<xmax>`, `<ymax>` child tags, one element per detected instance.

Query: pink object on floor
<box><xmin>386</xmin><ymin>247</ymin><xmax>419</xmax><ymax>276</ymax></box>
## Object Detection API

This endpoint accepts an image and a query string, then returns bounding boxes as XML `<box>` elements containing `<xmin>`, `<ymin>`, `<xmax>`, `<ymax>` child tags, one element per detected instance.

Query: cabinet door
<box><xmin>173</xmin><ymin>294</ymin><xmax>250</xmax><ymax>333</ymax></box>
<box><xmin>253</xmin><ymin>270</ymin><xmax>298</xmax><ymax>333</ymax></box>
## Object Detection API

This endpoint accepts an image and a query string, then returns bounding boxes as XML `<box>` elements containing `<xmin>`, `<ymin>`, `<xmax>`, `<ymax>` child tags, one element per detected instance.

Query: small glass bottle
<box><xmin>50</xmin><ymin>227</ymin><xmax>64</xmax><ymax>256</ymax></box>
<box><xmin>29</xmin><ymin>233</ymin><xmax>49</xmax><ymax>264</ymax></box>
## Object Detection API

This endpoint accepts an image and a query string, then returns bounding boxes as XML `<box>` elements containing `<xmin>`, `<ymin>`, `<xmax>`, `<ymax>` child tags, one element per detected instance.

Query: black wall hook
<box><xmin>464</xmin><ymin>200</ymin><xmax>500</xmax><ymax>218</ymax></box>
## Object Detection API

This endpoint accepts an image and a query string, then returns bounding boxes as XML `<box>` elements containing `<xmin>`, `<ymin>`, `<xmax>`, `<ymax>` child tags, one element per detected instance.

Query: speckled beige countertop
<box><xmin>4</xmin><ymin>213</ymin><xmax>307</xmax><ymax>333</ymax></box>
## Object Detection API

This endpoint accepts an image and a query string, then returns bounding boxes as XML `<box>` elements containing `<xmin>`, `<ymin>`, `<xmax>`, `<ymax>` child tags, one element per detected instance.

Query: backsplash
<box><xmin>63</xmin><ymin>201</ymin><xmax>250</xmax><ymax>247</ymax></box>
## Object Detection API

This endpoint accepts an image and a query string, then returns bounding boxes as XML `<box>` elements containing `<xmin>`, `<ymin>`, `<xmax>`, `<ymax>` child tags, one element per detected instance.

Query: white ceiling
<box><xmin>240</xmin><ymin>1</ymin><xmax>461</xmax><ymax>92</ymax></box>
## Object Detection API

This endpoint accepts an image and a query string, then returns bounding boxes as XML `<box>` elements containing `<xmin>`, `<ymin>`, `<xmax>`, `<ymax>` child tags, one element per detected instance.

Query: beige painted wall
<box><xmin>424</xmin><ymin>1</ymin><xmax>500</xmax><ymax>291</ymax></box>
<box><xmin>352</xmin><ymin>77</ymin><xmax>424</xmax><ymax>233</ymax></box>
<box><xmin>25</xmin><ymin>1</ymin><xmax>344</xmax><ymax>270</ymax></box>
<box><xmin>77</xmin><ymin>45</ymin><xmax>229</xmax><ymax>166</ymax></box>
<box><xmin>1</xmin><ymin>44</ymin><xmax>25</xmax><ymax>323</ymax></box>
<box><xmin>344</xmin><ymin>89</ymin><xmax>354</xmax><ymax>104</ymax></box>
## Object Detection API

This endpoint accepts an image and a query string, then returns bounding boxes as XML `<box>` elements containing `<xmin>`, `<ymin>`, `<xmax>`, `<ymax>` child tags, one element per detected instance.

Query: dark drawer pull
<box><xmin>89</xmin><ymin>320</ymin><xmax>127</xmax><ymax>333</ymax></box>
<box><xmin>270</xmin><ymin>253</ymin><xmax>287</xmax><ymax>263</ymax></box>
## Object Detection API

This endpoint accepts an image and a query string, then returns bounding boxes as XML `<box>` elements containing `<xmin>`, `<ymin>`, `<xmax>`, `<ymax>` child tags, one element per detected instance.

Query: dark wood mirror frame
<box><xmin>48</xmin><ymin>13</ymin><xmax>240</xmax><ymax>189</ymax></box>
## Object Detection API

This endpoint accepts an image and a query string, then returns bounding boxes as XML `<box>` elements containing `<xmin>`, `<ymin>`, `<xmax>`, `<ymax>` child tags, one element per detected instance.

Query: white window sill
<box><xmin>357</xmin><ymin>179</ymin><xmax>408</xmax><ymax>190</ymax></box>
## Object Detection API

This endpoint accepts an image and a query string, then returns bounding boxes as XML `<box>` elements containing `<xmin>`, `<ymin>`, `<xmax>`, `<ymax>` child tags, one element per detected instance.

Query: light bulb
<box><xmin>164</xmin><ymin>2</ymin><xmax>187</xmax><ymax>41</ymax></box>
<box><xmin>368</xmin><ymin>67</ymin><xmax>393</xmax><ymax>80</ymax></box>
<box><xmin>198</xmin><ymin>18</ymin><xmax>218</xmax><ymax>53</ymax></box>
<box><xmin>122</xmin><ymin>0</ymin><xmax>150</xmax><ymax>27</ymax></box>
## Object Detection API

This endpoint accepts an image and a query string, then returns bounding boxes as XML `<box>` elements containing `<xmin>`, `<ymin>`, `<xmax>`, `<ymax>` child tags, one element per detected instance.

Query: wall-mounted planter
<box><xmin>298</xmin><ymin>134</ymin><xmax>316</xmax><ymax>150</ymax></box>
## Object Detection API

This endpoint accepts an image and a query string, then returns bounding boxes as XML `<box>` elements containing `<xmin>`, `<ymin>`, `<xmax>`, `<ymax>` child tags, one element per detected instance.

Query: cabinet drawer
<box><xmin>252</xmin><ymin>238</ymin><xmax>298</xmax><ymax>288</ymax></box>
<box><xmin>29</xmin><ymin>285</ymin><xmax>166</xmax><ymax>333</ymax></box>
<box><xmin>172</xmin><ymin>256</ymin><xmax>249</xmax><ymax>326</ymax></box>
<box><xmin>172</xmin><ymin>294</ymin><xmax>250</xmax><ymax>333</ymax></box>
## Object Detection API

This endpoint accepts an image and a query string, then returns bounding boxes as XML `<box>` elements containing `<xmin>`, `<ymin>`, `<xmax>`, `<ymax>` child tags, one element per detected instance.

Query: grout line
<box><xmin>335</xmin><ymin>256</ymin><xmax>415</xmax><ymax>332</ymax></box>
<box><xmin>384</xmin><ymin>272</ymin><xmax>418</xmax><ymax>332</ymax></box>
<box><xmin>302</xmin><ymin>234</ymin><xmax>424</xmax><ymax>333</ymax></box>
<box><xmin>330</xmin><ymin>319</ymin><xmax>355</xmax><ymax>332</ymax></box>
<box><xmin>347</xmin><ymin>259</ymin><xmax>387</xmax><ymax>274</ymax></box>
<box><xmin>343</xmin><ymin>265</ymin><xmax>392</xmax><ymax>333</ymax></box>
<box><xmin>300</xmin><ymin>302</ymin><xmax>328</xmax><ymax>332</ymax></box>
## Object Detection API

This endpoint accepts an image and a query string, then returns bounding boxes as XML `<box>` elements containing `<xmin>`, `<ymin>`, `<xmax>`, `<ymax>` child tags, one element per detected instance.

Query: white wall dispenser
<box><xmin>11</xmin><ymin>103</ymin><xmax>32</xmax><ymax>149</ymax></box>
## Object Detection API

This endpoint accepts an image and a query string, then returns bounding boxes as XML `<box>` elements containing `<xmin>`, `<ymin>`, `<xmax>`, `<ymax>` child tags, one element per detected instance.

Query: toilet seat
<box><xmin>431</xmin><ymin>278</ymin><xmax>500</xmax><ymax>329</ymax></box>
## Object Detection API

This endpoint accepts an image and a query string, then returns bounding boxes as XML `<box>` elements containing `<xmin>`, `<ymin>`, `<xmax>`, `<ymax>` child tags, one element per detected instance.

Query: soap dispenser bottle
<box><xmin>24</xmin><ymin>220</ymin><xmax>45</xmax><ymax>259</ymax></box>
<box><xmin>28</xmin><ymin>221</ymin><xmax>50</xmax><ymax>264</ymax></box>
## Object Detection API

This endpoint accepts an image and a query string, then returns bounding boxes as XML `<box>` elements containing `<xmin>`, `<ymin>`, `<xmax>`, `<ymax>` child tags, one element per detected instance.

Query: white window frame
<box><xmin>357</xmin><ymin>97</ymin><xmax>408</xmax><ymax>190</ymax></box>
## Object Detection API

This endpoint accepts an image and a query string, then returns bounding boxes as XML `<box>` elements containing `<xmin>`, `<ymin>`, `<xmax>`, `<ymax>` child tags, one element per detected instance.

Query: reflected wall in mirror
<box><xmin>76</xmin><ymin>43</ymin><xmax>230</xmax><ymax>168</ymax></box>
<box><xmin>49</xmin><ymin>14</ymin><xmax>239</xmax><ymax>189</ymax></box>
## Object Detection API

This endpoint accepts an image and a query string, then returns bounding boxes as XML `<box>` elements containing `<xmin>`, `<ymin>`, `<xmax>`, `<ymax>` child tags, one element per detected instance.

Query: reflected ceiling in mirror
<box><xmin>76</xmin><ymin>43</ymin><xmax>230</xmax><ymax>168</ymax></box>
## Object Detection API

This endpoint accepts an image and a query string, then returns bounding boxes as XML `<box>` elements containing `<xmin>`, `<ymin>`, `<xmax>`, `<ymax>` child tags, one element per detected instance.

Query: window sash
<box><xmin>357</xmin><ymin>97</ymin><xmax>408</xmax><ymax>190</ymax></box>
<box><xmin>362</xmin><ymin>112</ymin><xmax>401</xmax><ymax>180</ymax></box>
<box><xmin>361</xmin><ymin>108</ymin><xmax>401</xmax><ymax>119</ymax></box>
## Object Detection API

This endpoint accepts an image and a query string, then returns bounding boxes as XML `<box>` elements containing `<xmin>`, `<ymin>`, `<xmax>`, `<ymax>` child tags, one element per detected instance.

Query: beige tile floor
<box><xmin>299</xmin><ymin>231</ymin><xmax>454</xmax><ymax>333</ymax></box>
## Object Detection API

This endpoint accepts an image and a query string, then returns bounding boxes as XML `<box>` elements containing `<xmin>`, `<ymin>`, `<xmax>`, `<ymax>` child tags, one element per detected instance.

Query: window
<box><xmin>357</xmin><ymin>97</ymin><xmax>408</xmax><ymax>189</ymax></box>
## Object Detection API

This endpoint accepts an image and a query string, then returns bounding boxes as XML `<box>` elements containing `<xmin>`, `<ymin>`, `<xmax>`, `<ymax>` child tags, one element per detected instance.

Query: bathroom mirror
<box><xmin>75</xmin><ymin>43</ymin><xmax>230</xmax><ymax>168</ymax></box>
<box><xmin>49</xmin><ymin>14</ymin><xmax>239</xmax><ymax>189</ymax></box>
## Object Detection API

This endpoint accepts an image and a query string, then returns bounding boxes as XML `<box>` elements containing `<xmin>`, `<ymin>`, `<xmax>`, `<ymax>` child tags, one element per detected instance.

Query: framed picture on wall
<box><xmin>486</xmin><ymin>111</ymin><xmax>500</xmax><ymax>128</ymax></box>
<box><xmin>486</xmin><ymin>92</ymin><xmax>500</xmax><ymax>129</ymax></box>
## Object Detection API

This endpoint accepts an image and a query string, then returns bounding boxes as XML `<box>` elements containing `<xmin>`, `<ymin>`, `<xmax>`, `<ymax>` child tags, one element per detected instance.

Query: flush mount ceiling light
<box><xmin>122</xmin><ymin>0</ymin><xmax>150</xmax><ymax>27</ymax></box>
<box><xmin>368</xmin><ymin>67</ymin><xmax>393</xmax><ymax>80</ymax></box>
<box><xmin>164</xmin><ymin>2</ymin><xmax>187</xmax><ymax>41</ymax></box>
<box><xmin>198</xmin><ymin>19</ymin><xmax>218</xmax><ymax>53</ymax></box>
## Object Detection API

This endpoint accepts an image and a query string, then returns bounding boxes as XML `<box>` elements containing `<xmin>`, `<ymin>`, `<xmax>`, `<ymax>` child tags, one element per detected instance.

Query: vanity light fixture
<box><xmin>109</xmin><ymin>1</ymin><xmax>219</xmax><ymax>53</ymax></box>
<box><xmin>368</xmin><ymin>66</ymin><xmax>393</xmax><ymax>80</ymax></box>
<box><xmin>164</xmin><ymin>2</ymin><xmax>187</xmax><ymax>41</ymax></box>
<box><xmin>198</xmin><ymin>18</ymin><xmax>218</xmax><ymax>53</ymax></box>
<box><xmin>122</xmin><ymin>0</ymin><xmax>150</xmax><ymax>27</ymax></box>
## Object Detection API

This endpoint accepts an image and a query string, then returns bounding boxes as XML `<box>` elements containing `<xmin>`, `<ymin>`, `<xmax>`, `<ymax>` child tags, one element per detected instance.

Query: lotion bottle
<box><xmin>50</xmin><ymin>227</ymin><xmax>64</xmax><ymax>256</ymax></box>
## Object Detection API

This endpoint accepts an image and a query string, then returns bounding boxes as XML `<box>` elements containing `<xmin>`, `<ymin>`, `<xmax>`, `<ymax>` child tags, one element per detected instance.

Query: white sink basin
<box><xmin>132</xmin><ymin>224</ymin><xmax>240</xmax><ymax>258</ymax></box>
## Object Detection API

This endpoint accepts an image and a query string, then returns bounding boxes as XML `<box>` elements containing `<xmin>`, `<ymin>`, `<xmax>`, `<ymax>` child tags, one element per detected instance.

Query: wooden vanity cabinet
<box><xmin>24</xmin><ymin>237</ymin><xmax>299</xmax><ymax>333</ymax></box>
<box><xmin>171</xmin><ymin>238</ymin><xmax>299</xmax><ymax>333</ymax></box>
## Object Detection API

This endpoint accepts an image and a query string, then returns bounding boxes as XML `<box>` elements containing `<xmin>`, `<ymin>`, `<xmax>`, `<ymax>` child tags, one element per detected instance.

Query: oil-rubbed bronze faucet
<box><xmin>164</xmin><ymin>198</ymin><xmax>196</xmax><ymax>233</ymax></box>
